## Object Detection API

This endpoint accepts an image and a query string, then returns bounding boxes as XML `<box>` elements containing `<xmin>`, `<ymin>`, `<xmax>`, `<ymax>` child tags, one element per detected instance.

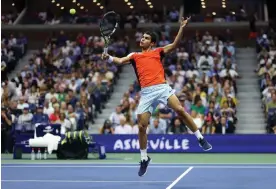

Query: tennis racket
<box><xmin>99</xmin><ymin>11</ymin><xmax>120</xmax><ymax>54</ymax></box>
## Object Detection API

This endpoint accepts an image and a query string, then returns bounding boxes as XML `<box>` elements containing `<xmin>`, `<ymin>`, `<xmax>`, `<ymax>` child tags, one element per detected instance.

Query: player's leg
<box><xmin>167</xmin><ymin>94</ymin><xmax>212</xmax><ymax>151</ymax></box>
<box><xmin>137</xmin><ymin>112</ymin><xmax>151</xmax><ymax>161</ymax></box>
<box><xmin>136</xmin><ymin>89</ymin><xmax>158</xmax><ymax>176</ymax></box>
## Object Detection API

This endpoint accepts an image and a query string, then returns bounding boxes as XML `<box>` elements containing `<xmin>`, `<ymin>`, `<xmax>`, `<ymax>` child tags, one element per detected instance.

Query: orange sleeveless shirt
<box><xmin>128</xmin><ymin>48</ymin><xmax>166</xmax><ymax>88</ymax></box>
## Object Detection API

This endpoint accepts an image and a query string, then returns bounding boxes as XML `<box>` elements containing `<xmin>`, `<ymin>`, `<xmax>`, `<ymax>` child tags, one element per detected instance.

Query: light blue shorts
<box><xmin>137</xmin><ymin>83</ymin><xmax>175</xmax><ymax>115</ymax></box>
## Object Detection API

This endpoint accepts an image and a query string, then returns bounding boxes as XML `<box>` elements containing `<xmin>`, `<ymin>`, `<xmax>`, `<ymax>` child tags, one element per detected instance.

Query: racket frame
<box><xmin>99</xmin><ymin>11</ymin><xmax>119</xmax><ymax>54</ymax></box>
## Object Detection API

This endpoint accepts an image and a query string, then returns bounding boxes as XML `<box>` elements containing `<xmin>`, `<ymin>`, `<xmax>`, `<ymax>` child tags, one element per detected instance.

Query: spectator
<box><xmin>32</xmin><ymin>105</ymin><xmax>49</xmax><ymax>124</ymax></box>
<box><xmin>215</xmin><ymin>116</ymin><xmax>235</xmax><ymax>134</ymax></box>
<box><xmin>17</xmin><ymin>105</ymin><xmax>33</xmax><ymax>131</ymax></box>
<box><xmin>168</xmin><ymin>7</ymin><xmax>179</xmax><ymax>22</ymax></box>
<box><xmin>109</xmin><ymin>105</ymin><xmax>124</xmax><ymax>127</ymax></box>
<box><xmin>1</xmin><ymin>107</ymin><xmax>13</xmax><ymax>153</ymax></box>
<box><xmin>191</xmin><ymin>95</ymin><xmax>205</xmax><ymax>118</ymax></box>
<box><xmin>45</xmin><ymin>87</ymin><xmax>58</xmax><ymax>102</ymax></box>
<box><xmin>202</xmin><ymin>113</ymin><xmax>216</xmax><ymax>134</ymax></box>
<box><xmin>43</xmin><ymin>101</ymin><xmax>54</xmax><ymax>117</ymax></box>
<box><xmin>114</xmin><ymin>115</ymin><xmax>132</xmax><ymax>134</ymax></box>
<box><xmin>49</xmin><ymin>103</ymin><xmax>60</xmax><ymax>123</ymax></box>
<box><xmin>149</xmin><ymin>118</ymin><xmax>166</xmax><ymax>134</ymax></box>
<box><xmin>58</xmin><ymin>112</ymin><xmax>72</xmax><ymax>135</ymax></box>
<box><xmin>168</xmin><ymin>117</ymin><xmax>187</xmax><ymax>134</ymax></box>
<box><xmin>266</xmin><ymin>93</ymin><xmax>276</xmax><ymax>114</ymax></box>
<box><xmin>100</xmin><ymin>119</ymin><xmax>114</xmax><ymax>135</ymax></box>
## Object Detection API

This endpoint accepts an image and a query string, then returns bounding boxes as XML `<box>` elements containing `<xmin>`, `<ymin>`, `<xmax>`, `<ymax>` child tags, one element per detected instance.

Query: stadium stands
<box><xmin>1</xmin><ymin>33</ymin><xmax>28</xmax><ymax>153</ymax></box>
<box><xmin>256</xmin><ymin>27</ymin><xmax>276</xmax><ymax>134</ymax></box>
<box><xmin>1</xmin><ymin>31</ymin><xmax>129</xmax><ymax>152</ymax></box>
<box><xmin>104</xmin><ymin>30</ymin><xmax>238</xmax><ymax>135</ymax></box>
<box><xmin>1</xmin><ymin>33</ymin><xmax>28</xmax><ymax>81</ymax></box>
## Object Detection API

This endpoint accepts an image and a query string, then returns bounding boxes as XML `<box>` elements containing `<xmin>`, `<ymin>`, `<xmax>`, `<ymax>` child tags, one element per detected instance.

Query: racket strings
<box><xmin>99</xmin><ymin>11</ymin><xmax>120</xmax><ymax>48</ymax></box>
<box><xmin>100</xmin><ymin>14</ymin><xmax>118</xmax><ymax>36</ymax></box>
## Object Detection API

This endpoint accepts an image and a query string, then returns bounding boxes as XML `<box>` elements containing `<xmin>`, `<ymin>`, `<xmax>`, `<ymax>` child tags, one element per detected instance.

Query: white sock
<box><xmin>194</xmin><ymin>130</ymin><xmax>204</xmax><ymax>140</ymax></box>
<box><xmin>140</xmin><ymin>149</ymin><xmax>148</xmax><ymax>161</ymax></box>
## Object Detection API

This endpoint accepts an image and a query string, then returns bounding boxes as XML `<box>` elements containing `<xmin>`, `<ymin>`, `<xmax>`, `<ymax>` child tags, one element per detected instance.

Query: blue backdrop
<box><xmin>92</xmin><ymin>134</ymin><xmax>276</xmax><ymax>153</ymax></box>
<box><xmin>16</xmin><ymin>133</ymin><xmax>276</xmax><ymax>153</ymax></box>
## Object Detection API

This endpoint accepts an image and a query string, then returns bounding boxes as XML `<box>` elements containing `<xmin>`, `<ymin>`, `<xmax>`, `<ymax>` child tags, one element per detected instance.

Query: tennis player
<box><xmin>102</xmin><ymin>17</ymin><xmax>212</xmax><ymax>177</ymax></box>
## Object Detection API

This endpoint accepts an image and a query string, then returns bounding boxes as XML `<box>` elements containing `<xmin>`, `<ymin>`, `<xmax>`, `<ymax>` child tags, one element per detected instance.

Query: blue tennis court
<box><xmin>2</xmin><ymin>163</ymin><xmax>276</xmax><ymax>189</ymax></box>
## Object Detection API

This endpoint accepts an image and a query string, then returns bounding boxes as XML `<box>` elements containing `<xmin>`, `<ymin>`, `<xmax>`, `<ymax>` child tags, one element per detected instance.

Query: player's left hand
<box><xmin>180</xmin><ymin>16</ymin><xmax>191</xmax><ymax>28</ymax></box>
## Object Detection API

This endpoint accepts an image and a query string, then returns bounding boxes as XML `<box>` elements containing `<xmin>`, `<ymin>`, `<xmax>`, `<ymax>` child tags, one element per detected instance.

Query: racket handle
<box><xmin>104</xmin><ymin>47</ymin><xmax>108</xmax><ymax>54</ymax></box>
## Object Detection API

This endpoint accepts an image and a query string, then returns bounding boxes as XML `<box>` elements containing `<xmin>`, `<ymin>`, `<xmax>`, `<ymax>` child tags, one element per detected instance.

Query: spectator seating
<box><xmin>1</xmin><ymin>33</ymin><xmax>28</xmax><ymax>81</ymax></box>
<box><xmin>103</xmin><ymin>31</ymin><xmax>239</xmax><ymax>135</ymax></box>
<box><xmin>1</xmin><ymin>31</ymin><xmax>129</xmax><ymax>152</ymax></box>
<box><xmin>256</xmin><ymin>27</ymin><xmax>276</xmax><ymax>133</ymax></box>
<box><xmin>1</xmin><ymin>12</ymin><xmax>19</xmax><ymax>24</ymax></box>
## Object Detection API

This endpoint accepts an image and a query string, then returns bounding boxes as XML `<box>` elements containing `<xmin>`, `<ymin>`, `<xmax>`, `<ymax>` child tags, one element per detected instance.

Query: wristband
<box><xmin>107</xmin><ymin>56</ymin><xmax>114</xmax><ymax>63</ymax></box>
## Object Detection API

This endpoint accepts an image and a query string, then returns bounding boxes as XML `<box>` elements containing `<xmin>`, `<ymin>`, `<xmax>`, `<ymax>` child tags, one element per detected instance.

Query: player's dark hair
<box><xmin>143</xmin><ymin>31</ymin><xmax>157</xmax><ymax>44</ymax></box>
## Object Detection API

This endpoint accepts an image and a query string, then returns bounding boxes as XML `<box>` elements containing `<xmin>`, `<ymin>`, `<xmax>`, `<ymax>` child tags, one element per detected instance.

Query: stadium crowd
<box><xmin>1</xmin><ymin>12</ymin><xmax>18</xmax><ymax>25</ymax></box>
<box><xmin>26</xmin><ymin>7</ymin><xmax>248</xmax><ymax>26</ymax></box>
<box><xmin>101</xmin><ymin>29</ymin><xmax>238</xmax><ymax>135</ymax></box>
<box><xmin>25</xmin><ymin>9</ymin><xmax>173</xmax><ymax>25</ymax></box>
<box><xmin>256</xmin><ymin>27</ymin><xmax>276</xmax><ymax>134</ymax></box>
<box><xmin>1</xmin><ymin>31</ymin><xmax>129</xmax><ymax>153</ymax></box>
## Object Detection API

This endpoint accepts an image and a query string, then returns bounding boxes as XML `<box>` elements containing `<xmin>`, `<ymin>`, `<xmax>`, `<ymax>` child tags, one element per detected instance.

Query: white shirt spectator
<box><xmin>109</xmin><ymin>112</ymin><xmax>124</xmax><ymax>126</ymax></box>
<box><xmin>17</xmin><ymin>101</ymin><xmax>29</xmax><ymax>110</ymax></box>
<box><xmin>209</xmin><ymin>44</ymin><xmax>224</xmax><ymax>55</ymax></box>
<box><xmin>114</xmin><ymin>124</ymin><xmax>133</xmax><ymax>134</ymax></box>
<box><xmin>45</xmin><ymin>92</ymin><xmax>58</xmax><ymax>102</ymax></box>
<box><xmin>177</xmin><ymin>51</ymin><xmax>189</xmax><ymax>60</ymax></box>
<box><xmin>60</xmin><ymin>119</ymin><xmax>72</xmax><ymax>134</ymax></box>
<box><xmin>61</xmin><ymin>46</ymin><xmax>71</xmax><ymax>56</ymax></box>
<box><xmin>68</xmin><ymin>80</ymin><xmax>78</xmax><ymax>92</ymax></box>
<box><xmin>44</xmin><ymin>106</ymin><xmax>54</xmax><ymax>116</ymax></box>
<box><xmin>219</xmin><ymin>69</ymin><xmax>238</xmax><ymax>78</ymax></box>
<box><xmin>260</xmin><ymin>58</ymin><xmax>273</xmax><ymax>66</ymax></box>
<box><xmin>197</xmin><ymin>55</ymin><xmax>214</xmax><ymax>69</ymax></box>
<box><xmin>36</xmin><ymin>78</ymin><xmax>45</xmax><ymax>87</ymax></box>
<box><xmin>186</xmin><ymin>70</ymin><xmax>200</xmax><ymax>78</ymax></box>
<box><xmin>18</xmin><ymin>112</ymin><xmax>33</xmax><ymax>124</ymax></box>
<box><xmin>262</xmin><ymin>86</ymin><xmax>275</xmax><ymax>99</ymax></box>
<box><xmin>28</xmin><ymin>93</ymin><xmax>39</xmax><ymax>104</ymax></box>
<box><xmin>8</xmin><ymin>37</ymin><xmax>17</xmax><ymax>46</ymax></box>
<box><xmin>201</xmin><ymin>43</ymin><xmax>212</xmax><ymax>52</ymax></box>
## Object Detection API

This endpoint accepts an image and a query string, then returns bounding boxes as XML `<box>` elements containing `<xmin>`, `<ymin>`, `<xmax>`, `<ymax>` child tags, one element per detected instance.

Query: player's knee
<box><xmin>174</xmin><ymin>105</ymin><xmax>185</xmax><ymax>115</ymax></box>
<box><xmin>138</xmin><ymin>123</ymin><xmax>147</xmax><ymax>133</ymax></box>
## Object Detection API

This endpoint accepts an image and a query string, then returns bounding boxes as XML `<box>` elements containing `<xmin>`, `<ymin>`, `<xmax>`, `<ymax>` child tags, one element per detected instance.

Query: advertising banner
<box><xmin>15</xmin><ymin>133</ymin><xmax>276</xmax><ymax>153</ymax></box>
<box><xmin>92</xmin><ymin>134</ymin><xmax>276</xmax><ymax>153</ymax></box>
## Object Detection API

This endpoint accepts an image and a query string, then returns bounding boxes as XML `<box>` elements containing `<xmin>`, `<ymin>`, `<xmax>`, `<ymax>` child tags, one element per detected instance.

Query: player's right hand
<box><xmin>101</xmin><ymin>53</ymin><xmax>109</xmax><ymax>60</ymax></box>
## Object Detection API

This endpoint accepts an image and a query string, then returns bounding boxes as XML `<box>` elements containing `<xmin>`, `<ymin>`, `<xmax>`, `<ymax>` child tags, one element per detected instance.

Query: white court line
<box><xmin>3</xmin><ymin>162</ymin><xmax>276</xmax><ymax>165</ymax></box>
<box><xmin>2</xmin><ymin>180</ymin><xmax>171</xmax><ymax>183</ymax></box>
<box><xmin>166</xmin><ymin>166</ymin><xmax>193</xmax><ymax>189</ymax></box>
<box><xmin>2</xmin><ymin>165</ymin><xmax>276</xmax><ymax>169</ymax></box>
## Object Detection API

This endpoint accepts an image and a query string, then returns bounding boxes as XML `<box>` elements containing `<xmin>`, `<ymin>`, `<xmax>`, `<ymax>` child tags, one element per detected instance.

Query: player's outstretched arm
<box><xmin>163</xmin><ymin>16</ymin><xmax>190</xmax><ymax>54</ymax></box>
<box><xmin>102</xmin><ymin>53</ymin><xmax>130</xmax><ymax>65</ymax></box>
